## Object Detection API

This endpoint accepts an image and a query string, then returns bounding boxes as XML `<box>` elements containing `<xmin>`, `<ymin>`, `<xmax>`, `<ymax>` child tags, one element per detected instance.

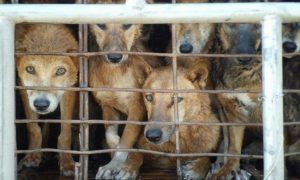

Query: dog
<box><xmin>210</xmin><ymin>22</ymin><xmax>262</xmax><ymax>179</ymax></box>
<box><xmin>282</xmin><ymin>23</ymin><xmax>300</xmax><ymax>58</ymax></box>
<box><xmin>88</xmin><ymin>0</ymin><xmax>163</xmax><ymax>178</ymax></box>
<box><xmin>16</xmin><ymin>24</ymin><xmax>78</xmax><ymax>176</ymax></box>
<box><xmin>95</xmin><ymin>66</ymin><xmax>221</xmax><ymax>179</ymax></box>
<box><xmin>164</xmin><ymin>0</ymin><xmax>216</xmax><ymax>88</ymax></box>
<box><xmin>282</xmin><ymin>23</ymin><xmax>300</xmax><ymax>177</ymax></box>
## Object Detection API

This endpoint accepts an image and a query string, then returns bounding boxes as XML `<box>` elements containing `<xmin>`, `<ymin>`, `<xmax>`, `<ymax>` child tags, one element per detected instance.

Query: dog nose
<box><xmin>237</xmin><ymin>57</ymin><xmax>253</xmax><ymax>63</ymax></box>
<box><xmin>146</xmin><ymin>128</ymin><xmax>162</xmax><ymax>143</ymax></box>
<box><xmin>283</xmin><ymin>41</ymin><xmax>297</xmax><ymax>53</ymax></box>
<box><xmin>179</xmin><ymin>43</ymin><xmax>193</xmax><ymax>54</ymax></box>
<box><xmin>107</xmin><ymin>53</ymin><xmax>123</xmax><ymax>63</ymax></box>
<box><xmin>34</xmin><ymin>99</ymin><xmax>50</xmax><ymax>111</ymax></box>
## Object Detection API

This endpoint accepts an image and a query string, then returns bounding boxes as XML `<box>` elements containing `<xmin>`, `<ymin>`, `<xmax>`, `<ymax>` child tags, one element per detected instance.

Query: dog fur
<box><xmin>165</xmin><ymin>0</ymin><xmax>216</xmax><ymax>88</ymax></box>
<box><xmin>88</xmin><ymin>0</ymin><xmax>162</xmax><ymax>178</ymax></box>
<box><xmin>211</xmin><ymin>23</ymin><xmax>262</xmax><ymax>179</ymax></box>
<box><xmin>16</xmin><ymin>24</ymin><xmax>78</xmax><ymax>176</ymax></box>
<box><xmin>282</xmin><ymin>23</ymin><xmax>300</xmax><ymax>176</ymax></box>
<box><xmin>96</xmin><ymin>66</ymin><xmax>220</xmax><ymax>179</ymax></box>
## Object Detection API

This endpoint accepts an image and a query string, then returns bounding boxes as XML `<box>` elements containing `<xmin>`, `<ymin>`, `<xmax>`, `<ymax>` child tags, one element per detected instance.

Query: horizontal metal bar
<box><xmin>15</xmin><ymin>85</ymin><xmax>300</xmax><ymax>94</ymax></box>
<box><xmin>13</xmin><ymin>51</ymin><xmax>300</xmax><ymax>58</ymax></box>
<box><xmin>15</xmin><ymin>51</ymin><xmax>263</xmax><ymax>58</ymax></box>
<box><xmin>14</xmin><ymin>119</ymin><xmax>300</xmax><ymax>126</ymax></box>
<box><xmin>15</xmin><ymin>119</ymin><xmax>265</xmax><ymax>126</ymax></box>
<box><xmin>15</xmin><ymin>148</ymin><xmax>264</xmax><ymax>159</ymax></box>
<box><xmin>16</xmin><ymin>86</ymin><xmax>263</xmax><ymax>93</ymax></box>
<box><xmin>1</xmin><ymin>3</ymin><xmax>300</xmax><ymax>24</ymax></box>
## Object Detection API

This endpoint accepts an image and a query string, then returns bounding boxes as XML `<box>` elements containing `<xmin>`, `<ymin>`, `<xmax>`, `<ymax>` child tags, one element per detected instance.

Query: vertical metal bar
<box><xmin>171</xmin><ymin>0</ymin><xmax>181</xmax><ymax>178</ymax></box>
<box><xmin>262</xmin><ymin>15</ymin><xmax>284</xmax><ymax>180</ymax></box>
<box><xmin>78</xmin><ymin>0</ymin><xmax>89</xmax><ymax>179</ymax></box>
<box><xmin>0</xmin><ymin>17</ymin><xmax>16</xmax><ymax>180</ymax></box>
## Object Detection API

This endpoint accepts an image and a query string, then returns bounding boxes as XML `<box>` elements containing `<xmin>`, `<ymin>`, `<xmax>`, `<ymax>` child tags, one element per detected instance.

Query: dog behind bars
<box><xmin>96</xmin><ymin>66</ymin><xmax>220</xmax><ymax>179</ymax></box>
<box><xmin>88</xmin><ymin>0</ymin><xmax>163</xmax><ymax>178</ymax></box>
<box><xmin>16</xmin><ymin>24</ymin><xmax>79</xmax><ymax>176</ymax></box>
<box><xmin>164</xmin><ymin>0</ymin><xmax>216</xmax><ymax>88</ymax></box>
<box><xmin>282</xmin><ymin>23</ymin><xmax>300</xmax><ymax>177</ymax></box>
<box><xmin>210</xmin><ymin>22</ymin><xmax>262</xmax><ymax>179</ymax></box>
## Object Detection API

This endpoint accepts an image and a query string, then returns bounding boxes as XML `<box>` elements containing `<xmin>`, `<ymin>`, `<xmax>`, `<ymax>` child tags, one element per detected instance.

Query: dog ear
<box><xmin>186</xmin><ymin>64</ymin><xmax>209</xmax><ymax>89</ymax></box>
<box><xmin>66</xmin><ymin>48</ymin><xmax>79</xmax><ymax>69</ymax></box>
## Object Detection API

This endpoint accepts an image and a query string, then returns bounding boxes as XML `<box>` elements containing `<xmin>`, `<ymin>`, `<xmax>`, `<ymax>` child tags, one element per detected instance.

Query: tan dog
<box><xmin>16</xmin><ymin>24</ymin><xmax>78</xmax><ymax>176</ymax></box>
<box><xmin>165</xmin><ymin>0</ymin><xmax>216</xmax><ymax>89</ymax></box>
<box><xmin>88</xmin><ymin>0</ymin><xmax>161</xmax><ymax>178</ymax></box>
<box><xmin>96</xmin><ymin>66</ymin><xmax>220</xmax><ymax>179</ymax></box>
<box><xmin>211</xmin><ymin>23</ymin><xmax>262</xmax><ymax>179</ymax></box>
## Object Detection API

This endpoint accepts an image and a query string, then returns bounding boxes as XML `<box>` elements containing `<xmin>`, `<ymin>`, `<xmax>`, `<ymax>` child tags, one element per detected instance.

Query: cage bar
<box><xmin>262</xmin><ymin>15</ymin><xmax>284</xmax><ymax>180</ymax></box>
<box><xmin>0</xmin><ymin>3</ymin><xmax>300</xmax><ymax>24</ymax></box>
<box><xmin>0</xmin><ymin>17</ymin><xmax>16</xmax><ymax>180</ymax></box>
<box><xmin>0</xmin><ymin>2</ymin><xmax>296</xmax><ymax>179</ymax></box>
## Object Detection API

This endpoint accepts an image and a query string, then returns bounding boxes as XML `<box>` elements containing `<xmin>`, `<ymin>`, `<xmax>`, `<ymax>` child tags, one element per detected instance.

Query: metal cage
<box><xmin>1</xmin><ymin>1</ymin><xmax>300</xmax><ymax>179</ymax></box>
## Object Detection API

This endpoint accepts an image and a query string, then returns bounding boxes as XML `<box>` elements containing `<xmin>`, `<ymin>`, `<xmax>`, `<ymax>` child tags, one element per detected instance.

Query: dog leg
<box><xmin>96</xmin><ymin>152</ymin><xmax>144</xmax><ymax>180</ymax></box>
<box><xmin>58</xmin><ymin>91</ymin><xmax>75</xmax><ymax>176</ymax></box>
<box><xmin>113</xmin><ymin>100</ymin><xmax>145</xmax><ymax>162</ymax></box>
<box><xmin>182</xmin><ymin>157</ymin><xmax>211</xmax><ymax>180</ymax></box>
<box><xmin>211</xmin><ymin>126</ymin><xmax>245</xmax><ymax>179</ymax></box>
<box><xmin>96</xmin><ymin>101</ymin><xmax>145</xmax><ymax>179</ymax></box>
<box><xmin>102</xmin><ymin>105</ymin><xmax>121</xmax><ymax>149</ymax></box>
<box><xmin>19</xmin><ymin>90</ymin><xmax>42</xmax><ymax>168</ymax></box>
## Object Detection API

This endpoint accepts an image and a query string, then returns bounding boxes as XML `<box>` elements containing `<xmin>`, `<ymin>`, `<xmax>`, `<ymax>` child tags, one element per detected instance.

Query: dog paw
<box><xmin>182</xmin><ymin>163</ymin><xmax>202</xmax><ymax>180</ymax></box>
<box><xmin>231</xmin><ymin>169</ymin><xmax>252</xmax><ymax>180</ymax></box>
<box><xmin>20</xmin><ymin>153</ymin><xmax>42</xmax><ymax>168</ymax></box>
<box><xmin>95</xmin><ymin>160</ymin><xmax>138</xmax><ymax>180</ymax></box>
<box><xmin>60</xmin><ymin>160</ymin><xmax>75</xmax><ymax>176</ymax></box>
<box><xmin>206</xmin><ymin>163</ymin><xmax>252</xmax><ymax>180</ymax></box>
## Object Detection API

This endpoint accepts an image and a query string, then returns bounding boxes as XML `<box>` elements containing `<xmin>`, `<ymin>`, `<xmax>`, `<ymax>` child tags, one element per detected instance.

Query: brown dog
<box><xmin>211</xmin><ymin>23</ymin><xmax>262</xmax><ymax>179</ymax></box>
<box><xmin>16</xmin><ymin>24</ymin><xmax>78</xmax><ymax>176</ymax></box>
<box><xmin>166</xmin><ymin>0</ymin><xmax>216</xmax><ymax>89</ymax></box>
<box><xmin>95</xmin><ymin>66</ymin><xmax>221</xmax><ymax>179</ymax></box>
<box><xmin>88</xmin><ymin>0</ymin><xmax>161</xmax><ymax>178</ymax></box>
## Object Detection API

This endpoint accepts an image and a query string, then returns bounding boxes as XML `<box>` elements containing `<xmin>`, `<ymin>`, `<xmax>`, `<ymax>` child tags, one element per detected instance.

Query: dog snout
<box><xmin>34</xmin><ymin>98</ymin><xmax>50</xmax><ymax>111</ymax></box>
<box><xmin>107</xmin><ymin>53</ymin><xmax>123</xmax><ymax>63</ymax></box>
<box><xmin>145</xmin><ymin>128</ymin><xmax>162</xmax><ymax>143</ymax></box>
<box><xmin>283</xmin><ymin>41</ymin><xmax>297</xmax><ymax>53</ymax></box>
<box><xmin>237</xmin><ymin>57</ymin><xmax>253</xmax><ymax>63</ymax></box>
<box><xmin>179</xmin><ymin>43</ymin><xmax>193</xmax><ymax>54</ymax></box>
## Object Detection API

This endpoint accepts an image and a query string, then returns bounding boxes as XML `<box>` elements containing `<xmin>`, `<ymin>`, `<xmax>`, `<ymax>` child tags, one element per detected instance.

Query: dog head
<box><xmin>90</xmin><ymin>23</ymin><xmax>142</xmax><ymax>64</ymax></box>
<box><xmin>219</xmin><ymin>23</ymin><xmax>261</xmax><ymax>65</ymax></box>
<box><xmin>282</xmin><ymin>23</ymin><xmax>300</xmax><ymax>58</ymax></box>
<box><xmin>16</xmin><ymin>24</ymin><xmax>78</xmax><ymax>115</ymax></box>
<box><xmin>89</xmin><ymin>0</ymin><xmax>144</xmax><ymax>64</ymax></box>
<box><xmin>175</xmin><ymin>23</ymin><xmax>215</xmax><ymax>54</ymax></box>
<box><xmin>142</xmin><ymin>66</ymin><xmax>208</xmax><ymax>144</ymax></box>
<box><xmin>175</xmin><ymin>0</ymin><xmax>215</xmax><ymax>54</ymax></box>
<box><xmin>17</xmin><ymin>55</ymin><xmax>78</xmax><ymax>115</ymax></box>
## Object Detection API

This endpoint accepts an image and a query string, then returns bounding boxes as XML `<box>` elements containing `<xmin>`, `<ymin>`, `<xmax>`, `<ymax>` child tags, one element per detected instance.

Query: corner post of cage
<box><xmin>0</xmin><ymin>17</ymin><xmax>16</xmax><ymax>180</ymax></box>
<box><xmin>262</xmin><ymin>15</ymin><xmax>284</xmax><ymax>180</ymax></box>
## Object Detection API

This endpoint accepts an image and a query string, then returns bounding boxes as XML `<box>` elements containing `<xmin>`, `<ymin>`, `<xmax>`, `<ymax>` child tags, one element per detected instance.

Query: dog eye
<box><xmin>145</xmin><ymin>94</ymin><xmax>153</xmax><ymax>102</ymax></box>
<box><xmin>25</xmin><ymin>66</ymin><xmax>35</xmax><ymax>74</ymax></box>
<box><xmin>56</xmin><ymin>67</ymin><xmax>66</xmax><ymax>76</ymax></box>
<box><xmin>177</xmin><ymin>97</ymin><xmax>184</xmax><ymax>103</ymax></box>
<box><xmin>97</xmin><ymin>24</ymin><xmax>107</xmax><ymax>30</ymax></box>
<box><xmin>122</xmin><ymin>24</ymin><xmax>132</xmax><ymax>30</ymax></box>
<box><xmin>172</xmin><ymin>96</ymin><xmax>184</xmax><ymax>105</ymax></box>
